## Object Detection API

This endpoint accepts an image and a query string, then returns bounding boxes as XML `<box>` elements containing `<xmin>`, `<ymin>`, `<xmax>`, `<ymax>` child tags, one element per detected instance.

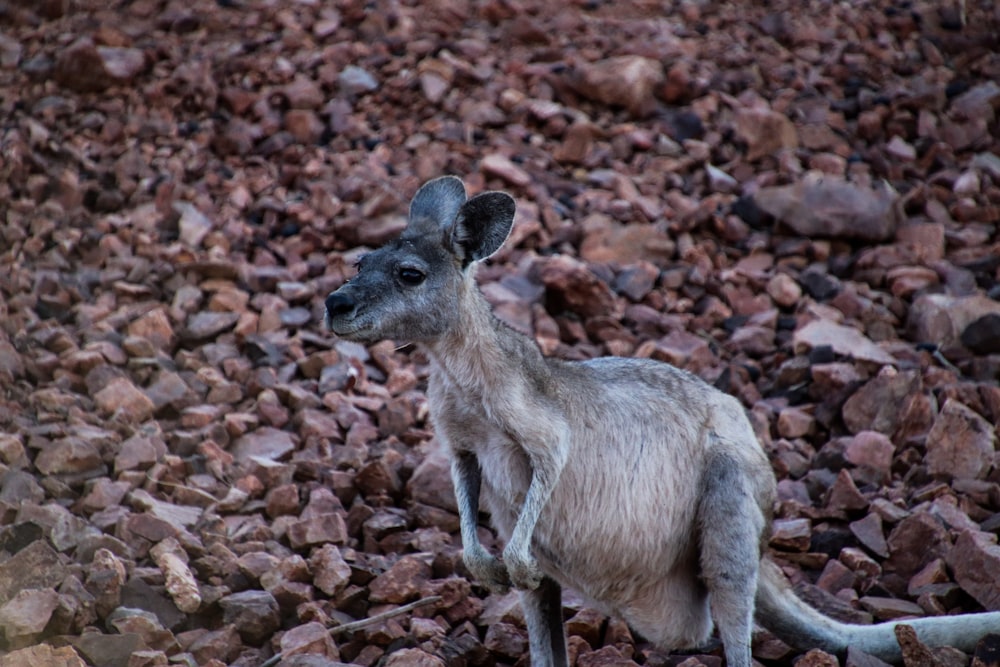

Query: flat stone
<box><xmin>231</xmin><ymin>427</ymin><xmax>297</xmax><ymax>463</ymax></box>
<box><xmin>793</xmin><ymin>319</ymin><xmax>896</xmax><ymax>366</ymax></box>
<box><xmin>182</xmin><ymin>311</ymin><xmax>240</xmax><ymax>341</ymax></box>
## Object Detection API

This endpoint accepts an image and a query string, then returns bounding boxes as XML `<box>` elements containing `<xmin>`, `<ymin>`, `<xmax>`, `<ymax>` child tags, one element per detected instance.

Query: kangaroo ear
<box><xmin>450</xmin><ymin>191</ymin><xmax>516</xmax><ymax>265</ymax></box>
<box><xmin>409</xmin><ymin>176</ymin><xmax>467</xmax><ymax>229</ymax></box>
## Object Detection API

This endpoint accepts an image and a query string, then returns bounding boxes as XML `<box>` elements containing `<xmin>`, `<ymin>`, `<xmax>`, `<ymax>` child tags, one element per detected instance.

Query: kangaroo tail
<box><xmin>755</xmin><ymin>558</ymin><xmax>1000</xmax><ymax>662</ymax></box>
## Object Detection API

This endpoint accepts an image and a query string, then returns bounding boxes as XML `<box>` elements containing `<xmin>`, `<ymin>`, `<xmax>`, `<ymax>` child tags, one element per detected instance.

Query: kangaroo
<box><xmin>324</xmin><ymin>176</ymin><xmax>1000</xmax><ymax>667</ymax></box>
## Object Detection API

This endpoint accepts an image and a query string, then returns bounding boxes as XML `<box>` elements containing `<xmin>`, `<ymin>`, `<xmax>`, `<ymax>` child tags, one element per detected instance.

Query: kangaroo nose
<box><xmin>325</xmin><ymin>291</ymin><xmax>356</xmax><ymax>317</ymax></box>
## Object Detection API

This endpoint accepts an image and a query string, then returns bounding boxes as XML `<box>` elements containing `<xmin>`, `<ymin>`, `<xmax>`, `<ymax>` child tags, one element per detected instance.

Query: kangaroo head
<box><xmin>324</xmin><ymin>176</ymin><xmax>516</xmax><ymax>343</ymax></box>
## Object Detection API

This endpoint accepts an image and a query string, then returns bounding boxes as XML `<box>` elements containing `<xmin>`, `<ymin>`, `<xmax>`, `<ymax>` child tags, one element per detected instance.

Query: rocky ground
<box><xmin>1</xmin><ymin>0</ymin><xmax>1000</xmax><ymax>666</ymax></box>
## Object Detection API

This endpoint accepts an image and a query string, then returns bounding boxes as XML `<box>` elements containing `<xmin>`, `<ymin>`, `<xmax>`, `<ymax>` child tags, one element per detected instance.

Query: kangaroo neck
<box><xmin>423</xmin><ymin>273</ymin><xmax>542</xmax><ymax>399</ymax></box>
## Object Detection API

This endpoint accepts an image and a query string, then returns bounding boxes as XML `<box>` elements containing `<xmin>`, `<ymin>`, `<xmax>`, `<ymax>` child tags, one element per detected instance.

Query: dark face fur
<box><xmin>324</xmin><ymin>176</ymin><xmax>516</xmax><ymax>345</ymax></box>
<box><xmin>324</xmin><ymin>219</ymin><xmax>464</xmax><ymax>343</ymax></box>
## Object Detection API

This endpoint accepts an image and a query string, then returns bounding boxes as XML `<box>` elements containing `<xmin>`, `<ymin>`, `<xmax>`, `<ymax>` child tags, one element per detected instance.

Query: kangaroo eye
<box><xmin>398</xmin><ymin>267</ymin><xmax>425</xmax><ymax>285</ymax></box>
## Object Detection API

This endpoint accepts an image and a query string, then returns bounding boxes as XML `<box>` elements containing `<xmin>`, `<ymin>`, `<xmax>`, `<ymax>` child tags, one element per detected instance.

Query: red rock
<box><xmin>85</xmin><ymin>547</ymin><xmax>127</xmax><ymax>618</ymax></box>
<box><xmin>843</xmin><ymin>431</ymin><xmax>895</xmax><ymax>477</ymax></box>
<box><xmin>925</xmin><ymin>398</ymin><xmax>996</xmax><ymax>481</ymax></box>
<box><xmin>576</xmin><ymin>645</ymin><xmax>640</xmax><ymax>667</ymax></box>
<box><xmin>368</xmin><ymin>555</ymin><xmax>433</xmax><ymax>604</ymax></box>
<box><xmin>567</xmin><ymin>55</ymin><xmax>664</xmax><ymax>117</ymax></box>
<box><xmin>777</xmin><ymin>407</ymin><xmax>815</xmax><ymax>439</ymax></box>
<box><xmin>947</xmin><ymin>530</ymin><xmax>1000</xmax><ymax>611</ymax></box>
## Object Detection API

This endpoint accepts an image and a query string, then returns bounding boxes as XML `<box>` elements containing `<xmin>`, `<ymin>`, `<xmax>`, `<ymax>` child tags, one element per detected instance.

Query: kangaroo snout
<box><xmin>325</xmin><ymin>291</ymin><xmax>356</xmax><ymax>318</ymax></box>
<box><xmin>324</xmin><ymin>291</ymin><xmax>357</xmax><ymax>333</ymax></box>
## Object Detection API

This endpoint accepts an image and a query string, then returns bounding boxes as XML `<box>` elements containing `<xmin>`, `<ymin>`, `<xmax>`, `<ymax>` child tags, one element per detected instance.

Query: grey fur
<box><xmin>325</xmin><ymin>177</ymin><xmax>1000</xmax><ymax>667</ymax></box>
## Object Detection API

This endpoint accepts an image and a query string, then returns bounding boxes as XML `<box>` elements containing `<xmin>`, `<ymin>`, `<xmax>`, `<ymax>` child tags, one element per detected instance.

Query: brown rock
<box><xmin>483</xmin><ymin>621</ymin><xmax>529</xmax><ymax>660</ymax></box>
<box><xmin>85</xmin><ymin>548</ymin><xmax>127</xmax><ymax>618</ymax></box>
<box><xmin>908</xmin><ymin>294</ymin><xmax>1000</xmax><ymax>350</ymax></box>
<box><xmin>34</xmin><ymin>436</ymin><xmax>102</xmax><ymax>476</ymax></box>
<box><xmin>368</xmin><ymin>554</ymin><xmax>433</xmax><ymax>604</ymax></box>
<box><xmin>0</xmin><ymin>587</ymin><xmax>60</xmax><ymax>646</ymax></box>
<box><xmin>567</xmin><ymin>55</ymin><xmax>664</xmax><ymax>116</ymax></box>
<box><xmin>849</xmin><ymin>513</ymin><xmax>889</xmax><ymax>558</ymax></box>
<box><xmin>540</xmin><ymin>255</ymin><xmax>620</xmax><ymax>319</ymax></box>
<box><xmin>383</xmin><ymin>648</ymin><xmax>445</xmax><ymax>667</ymax></box>
<box><xmin>843</xmin><ymin>431</ymin><xmax>895</xmax><ymax>477</ymax></box>
<box><xmin>188</xmin><ymin>624</ymin><xmax>243</xmax><ymax>665</ymax></box>
<box><xmin>925</xmin><ymin>398</ymin><xmax>996</xmax><ymax>481</ymax></box>
<box><xmin>480</xmin><ymin>154</ymin><xmax>531</xmax><ymax>187</ymax></box>
<box><xmin>279</xmin><ymin>621</ymin><xmax>339</xmax><ymax>660</ymax></box>
<box><xmin>183</xmin><ymin>311</ymin><xmax>240</xmax><ymax>341</ymax></box>
<box><xmin>310</xmin><ymin>544</ymin><xmax>352</xmax><ymax>596</ymax></box>
<box><xmin>0</xmin><ymin>644</ymin><xmax>87</xmax><ymax>667</ymax></box>
<box><xmin>886</xmin><ymin>513</ymin><xmax>951</xmax><ymax>579</ymax></box>
<box><xmin>770</xmin><ymin>518</ymin><xmax>812</xmax><ymax>552</ymax></box>
<box><xmin>947</xmin><ymin>530</ymin><xmax>1000</xmax><ymax>611</ymax></box>
<box><xmin>150</xmin><ymin>537</ymin><xmax>201</xmax><ymax>614</ymax></box>
<box><xmin>286</xmin><ymin>512</ymin><xmax>348</xmax><ymax>549</ymax></box>
<box><xmin>218</xmin><ymin>590</ymin><xmax>280</xmax><ymax>645</ymax></box>
<box><xmin>754</xmin><ymin>173</ymin><xmax>899</xmax><ymax>242</ymax></box>
<box><xmin>54</xmin><ymin>38</ymin><xmax>145</xmax><ymax>92</ymax></box>
<box><xmin>579</xmin><ymin>222</ymin><xmax>675</xmax><ymax>267</ymax></box>
<box><xmin>126</xmin><ymin>308</ymin><xmax>175</xmax><ymax>356</ymax></box>
<box><xmin>735</xmin><ymin>108</ymin><xmax>799</xmax><ymax>161</ymax></box>
<box><xmin>859</xmin><ymin>596</ymin><xmax>924</xmax><ymax>620</ymax></box>
<box><xmin>825</xmin><ymin>469</ymin><xmax>870</xmax><ymax>514</ymax></box>
<box><xmin>0</xmin><ymin>540</ymin><xmax>66</xmax><ymax>604</ymax></box>
<box><xmin>576</xmin><ymin>645</ymin><xmax>639</xmax><ymax>667</ymax></box>
<box><xmin>265</xmin><ymin>483</ymin><xmax>301</xmax><ymax>518</ymax></box>
<box><xmin>406</xmin><ymin>451</ymin><xmax>457</xmax><ymax>513</ymax></box>
<box><xmin>793</xmin><ymin>649</ymin><xmax>839</xmax><ymax>667</ymax></box>
<box><xmin>93</xmin><ymin>377</ymin><xmax>155</xmax><ymax>423</ymax></box>
<box><xmin>841</xmin><ymin>368</ymin><xmax>921</xmax><ymax>435</ymax></box>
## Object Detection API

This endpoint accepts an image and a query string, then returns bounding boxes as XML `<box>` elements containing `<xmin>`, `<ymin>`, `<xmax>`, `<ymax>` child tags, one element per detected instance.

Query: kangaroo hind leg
<box><xmin>520</xmin><ymin>576</ymin><xmax>568</xmax><ymax>667</ymax></box>
<box><xmin>697</xmin><ymin>448</ymin><xmax>768</xmax><ymax>667</ymax></box>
